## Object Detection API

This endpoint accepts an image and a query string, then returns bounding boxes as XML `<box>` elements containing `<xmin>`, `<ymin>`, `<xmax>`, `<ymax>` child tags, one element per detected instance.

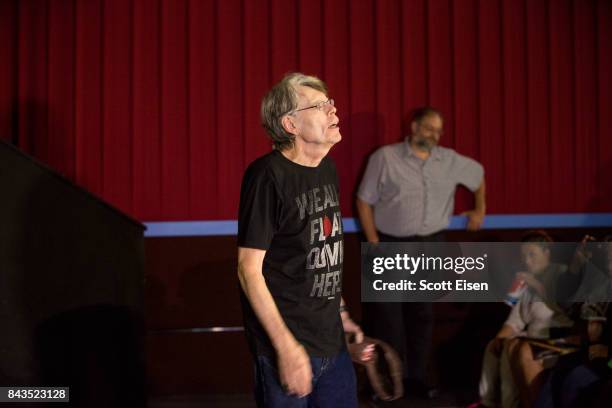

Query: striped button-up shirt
<box><xmin>357</xmin><ymin>138</ymin><xmax>484</xmax><ymax>237</ymax></box>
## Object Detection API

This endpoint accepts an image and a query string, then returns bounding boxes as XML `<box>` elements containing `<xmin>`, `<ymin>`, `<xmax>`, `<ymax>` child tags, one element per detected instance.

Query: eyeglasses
<box><xmin>419</xmin><ymin>123</ymin><xmax>444</xmax><ymax>136</ymax></box>
<box><xmin>292</xmin><ymin>98</ymin><xmax>335</xmax><ymax>114</ymax></box>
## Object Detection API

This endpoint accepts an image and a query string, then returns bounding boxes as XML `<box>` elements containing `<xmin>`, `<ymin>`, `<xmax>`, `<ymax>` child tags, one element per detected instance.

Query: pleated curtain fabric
<box><xmin>0</xmin><ymin>0</ymin><xmax>610</xmax><ymax>221</ymax></box>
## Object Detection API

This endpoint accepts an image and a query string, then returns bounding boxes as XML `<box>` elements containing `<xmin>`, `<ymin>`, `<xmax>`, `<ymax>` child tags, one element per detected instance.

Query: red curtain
<box><xmin>1</xmin><ymin>0</ymin><xmax>611</xmax><ymax>221</ymax></box>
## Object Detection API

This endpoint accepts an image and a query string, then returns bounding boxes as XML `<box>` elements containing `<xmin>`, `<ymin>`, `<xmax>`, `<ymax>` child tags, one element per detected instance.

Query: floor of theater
<box><xmin>149</xmin><ymin>389</ymin><xmax>475</xmax><ymax>407</ymax></box>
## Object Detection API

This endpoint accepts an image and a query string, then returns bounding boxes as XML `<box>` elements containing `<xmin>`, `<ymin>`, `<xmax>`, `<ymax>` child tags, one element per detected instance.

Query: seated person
<box><xmin>477</xmin><ymin>230</ymin><xmax>574</xmax><ymax>408</ymax></box>
<box><xmin>535</xmin><ymin>236</ymin><xmax>612</xmax><ymax>408</ymax></box>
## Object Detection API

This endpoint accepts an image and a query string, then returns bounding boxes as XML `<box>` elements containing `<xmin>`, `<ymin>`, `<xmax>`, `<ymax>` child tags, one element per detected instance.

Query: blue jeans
<box><xmin>253</xmin><ymin>350</ymin><xmax>358</xmax><ymax>408</ymax></box>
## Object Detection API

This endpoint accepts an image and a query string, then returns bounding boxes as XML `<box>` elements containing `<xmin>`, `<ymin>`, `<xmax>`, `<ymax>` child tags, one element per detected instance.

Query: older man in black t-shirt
<box><xmin>237</xmin><ymin>73</ymin><xmax>372</xmax><ymax>408</ymax></box>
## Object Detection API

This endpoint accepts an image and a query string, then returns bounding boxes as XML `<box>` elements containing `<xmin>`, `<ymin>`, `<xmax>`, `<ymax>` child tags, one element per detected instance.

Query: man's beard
<box><xmin>413</xmin><ymin>136</ymin><xmax>437</xmax><ymax>152</ymax></box>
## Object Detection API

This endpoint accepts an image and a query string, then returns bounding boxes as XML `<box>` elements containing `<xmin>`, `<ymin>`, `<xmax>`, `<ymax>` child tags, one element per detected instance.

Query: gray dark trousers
<box><xmin>362</xmin><ymin>231</ymin><xmax>445</xmax><ymax>383</ymax></box>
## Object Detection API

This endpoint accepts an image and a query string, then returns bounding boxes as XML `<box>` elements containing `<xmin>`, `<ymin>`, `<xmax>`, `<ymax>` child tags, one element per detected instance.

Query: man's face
<box><xmin>289</xmin><ymin>85</ymin><xmax>340</xmax><ymax>148</ymax></box>
<box><xmin>411</xmin><ymin>114</ymin><xmax>443</xmax><ymax>151</ymax></box>
<box><xmin>520</xmin><ymin>243</ymin><xmax>550</xmax><ymax>274</ymax></box>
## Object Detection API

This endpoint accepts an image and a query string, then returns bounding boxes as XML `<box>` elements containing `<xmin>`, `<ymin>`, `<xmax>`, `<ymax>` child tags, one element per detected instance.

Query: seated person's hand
<box><xmin>577</xmin><ymin>235</ymin><xmax>595</xmax><ymax>262</ymax></box>
<box><xmin>516</xmin><ymin>272</ymin><xmax>545</xmax><ymax>296</ymax></box>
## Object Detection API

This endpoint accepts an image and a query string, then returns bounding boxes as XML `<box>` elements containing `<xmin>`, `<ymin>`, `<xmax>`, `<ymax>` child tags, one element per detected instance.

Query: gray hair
<box><xmin>261</xmin><ymin>73</ymin><xmax>328</xmax><ymax>151</ymax></box>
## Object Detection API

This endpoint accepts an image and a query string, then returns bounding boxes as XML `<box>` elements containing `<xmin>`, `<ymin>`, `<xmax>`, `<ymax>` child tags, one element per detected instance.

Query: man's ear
<box><xmin>281</xmin><ymin>115</ymin><xmax>298</xmax><ymax>136</ymax></box>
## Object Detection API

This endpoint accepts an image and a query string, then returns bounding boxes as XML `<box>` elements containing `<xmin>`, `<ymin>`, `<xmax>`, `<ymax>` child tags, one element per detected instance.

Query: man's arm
<box><xmin>356</xmin><ymin>149</ymin><xmax>384</xmax><ymax>241</ymax></box>
<box><xmin>463</xmin><ymin>179</ymin><xmax>486</xmax><ymax>231</ymax></box>
<box><xmin>496</xmin><ymin>323</ymin><xmax>518</xmax><ymax>339</ymax></box>
<box><xmin>340</xmin><ymin>297</ymin><xmax>374</xmax><ymax>363</ymax></box>
<box><xmin>339</xmin><ymin>297</ymin><xmax>363</xmax><ymax>343</ymax></box>
<box><xmin>237</xmin><ymin>247</ymin><xmax>312</xmax><ymax>397</ymax></box>
<box><xmin>356</xmin><ymin>197</ymin><xmax>379</xmax><ymax>243</ymax></box>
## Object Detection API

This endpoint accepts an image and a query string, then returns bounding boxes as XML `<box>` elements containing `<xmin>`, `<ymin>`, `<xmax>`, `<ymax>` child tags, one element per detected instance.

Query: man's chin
<box><xmin>415</xmin><ymin>139</ymin><xmax>436</xmax><ymax>152</ymax></box>
<box><xmin>328</xmin><ymin>130</ymin><xmax>342</xmax><ymax>143</ymax></box>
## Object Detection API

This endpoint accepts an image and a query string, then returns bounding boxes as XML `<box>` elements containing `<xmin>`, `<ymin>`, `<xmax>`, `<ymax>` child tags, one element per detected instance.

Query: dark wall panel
<box><xmin>144</xmin><ymin>227</ymin><xmax>612</xmax><ymax>394</ymax></box>
<box><xmin>0</xmin><ymin>140</ymin><xmax>146</xmax><ymax>406</ymax></box>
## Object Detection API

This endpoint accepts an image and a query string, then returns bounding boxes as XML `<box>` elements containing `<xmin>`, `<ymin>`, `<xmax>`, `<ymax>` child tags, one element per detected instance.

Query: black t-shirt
<box><xmin>238</xmin><ymin>150</ymin><xmax>345</xmax><ymax>357</ymax></box>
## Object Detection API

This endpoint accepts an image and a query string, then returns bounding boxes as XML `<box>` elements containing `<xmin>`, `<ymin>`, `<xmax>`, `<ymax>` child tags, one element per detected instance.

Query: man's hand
<box><xmin>342</xmin><ymin>316</ymin><xmax>375</xmax><ymax>362</ymax></box>
<box><xmin>277</xmin><ymin>343</ymin><xmax>312</xmax><ymax>398</ymax></box>
<box><xmin>341</xmin><ymin>304</ymin><xmax>374</xmax><ymax>362</ymax></box>
<box><xmin>577</xmin><ymin>235</ymin><xmax>596</xmax><ymax>260</ymax></box>
<box><xmin>516</xmin><ymin>272</ymin><xmax>545</xmax><ymax>297</ymax></box>
<box><xmin>516</xmin><ymin>272</ymin><xmax>542</xmax><ymax>290</ymax></box>
<box><xmin>348</xmin><ymin>341</ymin><xmax>376</xmax><ymax>364</ymax></box>
<box><xmin>356</xmin><ymin>198</ymin><xmax>380</xmax><ymax>243</ymax></box>
<box><xmin>462</xmin><ymin>210</ymin><xmax>485</xmax><ymax>231</ymax></box>
<box><xmin>570</xmin><ymin>235</ymin><xmax>596</xmax><ymax>273</ymax></box>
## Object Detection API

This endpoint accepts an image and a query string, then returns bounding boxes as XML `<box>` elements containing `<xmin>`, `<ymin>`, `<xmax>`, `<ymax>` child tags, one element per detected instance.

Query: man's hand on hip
<box><xmin>462</xmin><ymin>210</ymin><xmax>485</xmax><ymax>231</ymax></box>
